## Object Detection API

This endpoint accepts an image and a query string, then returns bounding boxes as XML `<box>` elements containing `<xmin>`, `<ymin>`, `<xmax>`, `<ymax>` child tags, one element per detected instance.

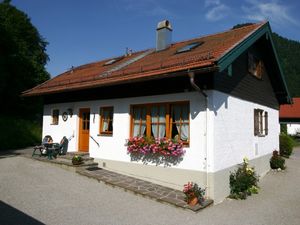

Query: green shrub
<box><xmin>270</xmin><ymin>150</ymin><xmax>285</xmax><ymax>170</ymax></box>
<box><xmin>0</xmin><ymin>116</ymin><xmax>42</xmax><ymax>150</ymax></box>
<box><xmin>229</xmin><ymin>157</ymin><xmax>259</xmax><ymax>199</ymax></box>
<box><xmin>280</xmin><ymin>124</ymin><xmax>287</xmax><ymax>135</ymax></box>
<box><xmin>279</xmin><ymin>134</ymin><xmax>293</xmax><ymax>157</ymax></box>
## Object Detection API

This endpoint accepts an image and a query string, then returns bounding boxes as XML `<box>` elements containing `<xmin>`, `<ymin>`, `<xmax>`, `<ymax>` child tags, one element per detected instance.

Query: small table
<box><xmin>45</xmin><ymin>143</ymin><xmax>60</xmax><ymax>159</ymax></box>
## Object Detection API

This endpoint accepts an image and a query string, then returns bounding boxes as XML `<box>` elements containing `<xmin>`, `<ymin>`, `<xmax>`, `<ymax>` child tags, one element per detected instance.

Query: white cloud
<box><xmin>242</xmin><ymin>0</ymin><xmax>297</xmax><ymax>26</ymax></box>
<box><xmin>204</xmin><ymin>0</ymin><xmax>230</xmax><ymax>21</ymax></box>
<box><xmin>204</xmin><ymin>0</ymin><xmax>221</xmax><ymax>7</ymax></box>
<box><xmin>123</xmin><ymin>0</ymin><xmax>172</xmax><ymax>17</ymax></box>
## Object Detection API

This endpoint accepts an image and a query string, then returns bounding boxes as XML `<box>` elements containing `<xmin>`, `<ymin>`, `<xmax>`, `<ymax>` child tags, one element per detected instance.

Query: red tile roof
<box><xmin>23</xmin><ymin>22</ymin><xmax>265</xmax><ymax>96</ymax></box>
<box><xmin>280</xmin><ymin>98</ymin><xmax>300</xmax><ymax>119</ymax></box>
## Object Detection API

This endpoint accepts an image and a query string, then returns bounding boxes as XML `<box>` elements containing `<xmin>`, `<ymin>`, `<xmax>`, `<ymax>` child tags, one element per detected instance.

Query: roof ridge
<box><xmin>171</xmin><ymin>21</ymin><xmax>266</xmax><ymax>46</ymax></box>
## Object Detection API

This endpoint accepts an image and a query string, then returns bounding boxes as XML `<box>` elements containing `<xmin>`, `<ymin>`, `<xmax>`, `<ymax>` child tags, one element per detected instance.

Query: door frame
<box><xmin>78</xmin><ymin>108</ymin><xmax>90</xmax><ymax>152</ymax></box>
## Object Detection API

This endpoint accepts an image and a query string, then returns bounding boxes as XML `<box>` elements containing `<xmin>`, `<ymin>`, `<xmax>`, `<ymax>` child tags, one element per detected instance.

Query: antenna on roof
<box><xmin>125</xmin><ymin>47</ymin><xmax>132</xmax><ymax>56</ymax></box>
<box><xmin>69</xmin><ymin>66</ymin><xmax>74</xmax><ymax>73</ymax></box>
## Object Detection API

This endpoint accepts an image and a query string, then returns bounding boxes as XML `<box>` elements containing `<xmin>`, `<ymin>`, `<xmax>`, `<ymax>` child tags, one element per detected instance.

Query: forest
<box><xmin>272</xmin><ymin>33</ymin><xmax>300</xmax><ymax>97</ymax></box>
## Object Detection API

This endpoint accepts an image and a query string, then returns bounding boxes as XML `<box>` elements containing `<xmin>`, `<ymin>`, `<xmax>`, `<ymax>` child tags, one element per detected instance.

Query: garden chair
<box><xmin>58</xmin><ymin>136</ymin><xmax>69</xmax><ymax>155</ymax></box>
<box><xmin>32</xmin><ymin>135</ymin><xmax>55</xmax><ymax>159</ymax></box>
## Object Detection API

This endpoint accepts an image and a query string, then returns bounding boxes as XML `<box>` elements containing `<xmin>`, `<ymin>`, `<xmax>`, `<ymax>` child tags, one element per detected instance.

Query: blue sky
<box><xmin>11</xmin><ymin>0</ymin><xmax>300</xmax><ymax>77</ymax></box>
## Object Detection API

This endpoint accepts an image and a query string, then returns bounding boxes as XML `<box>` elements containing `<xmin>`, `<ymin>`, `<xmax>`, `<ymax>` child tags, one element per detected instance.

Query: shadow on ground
<box><xmin>0</xmin><ymin>201</ymin><xmax>45</xmax><ymax>225</ymax></box>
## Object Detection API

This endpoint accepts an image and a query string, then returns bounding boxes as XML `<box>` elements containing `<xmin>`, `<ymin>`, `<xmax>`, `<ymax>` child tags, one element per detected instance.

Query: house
<box><xmin>23</xmin><ymin>20</ymin><xmax>290</xmax><ymax>203</ymax></box>
<box><xmin>280</xmin><ymin>98</ymin><xmax>300</xmax><ymax>136</ymax></box>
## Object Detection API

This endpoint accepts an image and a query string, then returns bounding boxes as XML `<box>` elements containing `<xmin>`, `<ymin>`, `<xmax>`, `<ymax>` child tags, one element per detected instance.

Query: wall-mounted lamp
<box><xmin>67</xmin><ymin>108</ymin><xmax>73</xmax><ymax>118</ymax></box>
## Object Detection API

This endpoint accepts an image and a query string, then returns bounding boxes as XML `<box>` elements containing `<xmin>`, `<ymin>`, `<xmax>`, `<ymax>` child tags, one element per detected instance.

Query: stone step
<box><xmin>57</xmin><ymin>152</ymin><xmax>94</xmax><ymax>162</ymax></box>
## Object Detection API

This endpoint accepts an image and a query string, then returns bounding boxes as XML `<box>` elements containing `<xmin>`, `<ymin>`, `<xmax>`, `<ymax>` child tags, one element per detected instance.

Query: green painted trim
<box><xmin>266</xmin><ymin>24</ymin><xmax>292</xmax><ymax>103</ymax></box>
<box><xmin>228</xmin><ymin>64</ymin><xmax>232</xmax><ymax>76</ymax></box>
<box><xmin>217</xmin><ymin>22</ymin><xmax>291</xmax><ymax>103</ymax></box>
<box><xmin>218</xmin><ymin>24</ymin><xmax>269</xmax><ymax>71</ymax></box>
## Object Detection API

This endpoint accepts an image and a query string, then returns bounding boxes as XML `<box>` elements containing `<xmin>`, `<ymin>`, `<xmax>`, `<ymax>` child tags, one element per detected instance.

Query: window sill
<box><xmin>50</xmin><ymin>123</ymin><xmax>58</xmax><ymax>125</ymax></box>
<box><xmin>97</xmin><ymin>133</ymin><xmax>113</xmax><ymax>137</ymax></box>
<box><xmin>256</xmin><ymin>134</ymin><xmax>266</xmax><ymax>137</ymax></box>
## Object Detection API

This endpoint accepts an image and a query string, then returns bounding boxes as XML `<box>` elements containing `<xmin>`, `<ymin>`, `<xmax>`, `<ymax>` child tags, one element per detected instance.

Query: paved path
<box><xmin>1</xmin><ymin>147</ymin><xmax>300</xmax><ymax>225</ymax></box>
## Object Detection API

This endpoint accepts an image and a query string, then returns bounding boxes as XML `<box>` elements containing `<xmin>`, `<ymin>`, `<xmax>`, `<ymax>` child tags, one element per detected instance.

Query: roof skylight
<box><xmin>176</xmin><ymin>42</ymin><xmax>203</xmax><ymax>54</ymax></box>
<box><xmin>104</xmin><ymin>57</ymin><xmax>123</xmax><ymax>66</ymax></box>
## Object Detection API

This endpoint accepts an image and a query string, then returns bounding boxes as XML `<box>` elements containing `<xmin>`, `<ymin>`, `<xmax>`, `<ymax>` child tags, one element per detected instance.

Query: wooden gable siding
<box><xmin>214</xmin><ymin>38</ymin><xmax>279</xmax><ymax>109</ymax></box>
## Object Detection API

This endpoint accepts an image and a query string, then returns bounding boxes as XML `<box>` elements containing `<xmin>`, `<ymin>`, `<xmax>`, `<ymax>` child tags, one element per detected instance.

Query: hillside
<box><xmin>272</xmin><ymin>33</ymin><xmax>300</xmax><ymax>97</ymax></box>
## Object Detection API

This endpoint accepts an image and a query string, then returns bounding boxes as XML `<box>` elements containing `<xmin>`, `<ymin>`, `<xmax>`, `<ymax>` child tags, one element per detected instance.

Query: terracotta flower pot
<box><xmin>188</xmin><ymin>197</ymin><xmax>198</xmax><ymax>206</ymax></box>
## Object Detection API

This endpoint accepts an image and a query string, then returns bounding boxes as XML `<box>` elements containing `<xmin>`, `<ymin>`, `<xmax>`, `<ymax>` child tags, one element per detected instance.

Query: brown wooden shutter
<box><xmin>254</xmin><ymin>109</ymin><xmax>259</xmax><ymax>136</ymax></box>
<box><xmin>264</xmin><ymin>111</ymin><xmax>268</xmax><ymax>135</ymax></box>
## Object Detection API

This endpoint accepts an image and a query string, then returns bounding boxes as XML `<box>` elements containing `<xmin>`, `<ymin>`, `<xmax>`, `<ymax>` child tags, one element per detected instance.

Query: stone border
<box><xmin>76</xmin><ymin>167</ymin><xmax>213</xmax><ymax>212</ymax></box>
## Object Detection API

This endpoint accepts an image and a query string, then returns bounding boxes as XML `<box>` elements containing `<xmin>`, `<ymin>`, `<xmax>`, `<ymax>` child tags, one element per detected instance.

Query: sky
<box><xmin>11</xmin><ymin>0</ymin><xmax>300</xmax><ymax>77</ymax></box>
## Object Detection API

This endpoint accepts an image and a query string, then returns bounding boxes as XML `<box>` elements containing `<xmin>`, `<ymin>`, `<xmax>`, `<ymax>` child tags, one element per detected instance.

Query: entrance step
<box><xmin>58</xmin><ymin>152</ymin><xmax>95</xmax><ymax>163</ymax></box>
<box><xmin>30</xmin><ymin>152</ymin><xmax>98</xmax><ymax>172</ymax></box>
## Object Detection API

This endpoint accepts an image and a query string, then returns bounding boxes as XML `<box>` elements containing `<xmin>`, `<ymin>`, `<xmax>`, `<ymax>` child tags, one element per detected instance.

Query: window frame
<box><xmin>254</xmin><ymin>109</ymin><xmax>268</xmax><ymax>137</ymax></box>
<box><xmin>130</xmin><ymin>101</ymin><xmax>190</xmax><ymax>145</ymax></box>
<box><xmin>51</xmin><ymin>109</ymin><xmax>59</xmax><ymax>125</ymax></box>
<box><xmin>99</xmin><ymin>106</ymin><xmax>114</xmax><ymax>136</ymax></box>
<box><xmin>248</xmin><ymin>52</ymin><xmax>264</xmax><ymax>79</ymax></box>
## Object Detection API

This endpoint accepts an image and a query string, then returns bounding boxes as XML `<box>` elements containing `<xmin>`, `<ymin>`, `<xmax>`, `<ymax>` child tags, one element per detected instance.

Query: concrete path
<box><xmin>1</xmin><ymin>147</ymin><xmax>300</xmax><ymax>225</ymax></box>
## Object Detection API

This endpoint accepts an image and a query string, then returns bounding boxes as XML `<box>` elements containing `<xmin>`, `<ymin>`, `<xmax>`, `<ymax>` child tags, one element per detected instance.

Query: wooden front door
<box><xmin>78</xmin><ymin>108</ymin><xmax>90</xmax><ymax>152</ymax></box>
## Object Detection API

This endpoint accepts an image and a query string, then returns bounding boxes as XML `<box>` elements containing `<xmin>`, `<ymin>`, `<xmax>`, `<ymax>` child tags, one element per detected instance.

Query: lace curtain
<box><xmin>133</xmin><ymin>107</ymin><xmax>146</xmax><ymax>136</ymax></box>
<box><xmin>151</xmin><ymin>106</ymin><xmax>166</xmax><ymax>138</ymax></box>
<box><xmin>173</xmin><ymin>105</ymin><xmax>189</xmax><ymax>141</ymax></box>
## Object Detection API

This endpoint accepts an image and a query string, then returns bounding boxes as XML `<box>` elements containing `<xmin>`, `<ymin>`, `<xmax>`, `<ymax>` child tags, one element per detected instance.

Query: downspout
<box><xmin>188</xmin><ymin>71</ymin><xmax>209</xmax><ymax>197</ymax></box>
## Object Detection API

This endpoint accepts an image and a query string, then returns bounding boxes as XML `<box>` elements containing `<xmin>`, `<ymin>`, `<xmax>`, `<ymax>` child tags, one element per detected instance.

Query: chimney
<box><xmin>156</xmin><ymin>20</ymin><xmax>172</xmax><ymax>51</ymax></box>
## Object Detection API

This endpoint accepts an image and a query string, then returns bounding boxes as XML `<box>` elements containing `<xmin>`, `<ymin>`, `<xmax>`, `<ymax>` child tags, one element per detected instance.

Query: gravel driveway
<box><xmin>1</xmin><ymin>147</ymin><xmax>300</xmax><ymax>225</ymax></box>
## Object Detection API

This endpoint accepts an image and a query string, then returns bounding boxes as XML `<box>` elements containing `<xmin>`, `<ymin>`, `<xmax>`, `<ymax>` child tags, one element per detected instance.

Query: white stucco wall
<box><xmin>211</xmin><ymin>90</ymin><xmax>280</xmax><ymax>172</ymax></box>
<box><xmin>43</xmin><ymin>92</ymin><xmax>208</xmax><ymax>172</ymax></box>
<box><xmin>286</xmin><ymin>123</ymin><xmax>300</xmax><ymax>135</ymax></box>
<box><xmin>43</xmin><ymin>90</ymin><xmax>280</xmax><ymax>174</ymax></box>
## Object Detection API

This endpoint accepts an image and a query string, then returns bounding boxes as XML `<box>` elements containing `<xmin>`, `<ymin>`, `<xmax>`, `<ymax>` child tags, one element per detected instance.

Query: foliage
<box><xmin>126</xmin><ymin>136</ymin><xmax>185</xmax><ymax>166</ymax></box>
<box><xmin>0</xmin><ymin>116</ymin><xmax>42</xmax><ymax>150</ymax></box>
<box><xmin>183</xmin><ymin>182</ymin><xmax>205</xmax><ymax>204</ymax></box>
<box><xmin>272</xmin><ymin>33</ymin><xmax>300</xmax><ymax>97</ymax></box>
<box><xmin>280</xmin><ymin>124</ymin><xmax>287</xmax><ymax>135</ymax></box>
<box><xmin>279</xmin><ymin>134</ymin><xmax>294</xmax><ymax>157</ymax></box>
<box><xmin>0</xmin><ymin>1</ymin><xmax>50</xmax><ymax>150</ymax></box>
<box><xmin>72</xmin><ymin>155</ymin><xmax>83</xmax><ymax>165</ymax></box>
<box><xmin>0</xmin><ymin>1</ymin><xmax>49</xmax><ymax>118</ymax></box>
<box><xmin>229</xmin><ymin>157</ymin><xmax>259</xmax><ymax>199</ymax></box>
<box><xmin>126</xmin><ymin>136</ymin><xmax>185</xmax><ymax>157</ymax></box>
<box><xmin>291</xmin><ymin>136</ymin><xmax>300</xmax><ymax>147</ymax></box>
<box><xmin>270</xmin><ymin>150</ymin><xmax>285</xmax><ymax>170</ymax></box>
<box><xmin>232</xmin><ymin>23</ymin><xmax>254</xmax><ymax>29</ymax></box>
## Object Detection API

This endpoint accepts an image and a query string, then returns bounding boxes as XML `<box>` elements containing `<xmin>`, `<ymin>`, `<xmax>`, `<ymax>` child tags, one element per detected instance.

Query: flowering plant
<box><xmin>72</xmin><ymin>155</ymin><xmax>83</xmax><ymax>165</ymax></box>
<box><xmin>183</xmin><ymin>182</ymin><xmax>205</xmax><ymax>205</ymax></box>
<box><xmin>229</xmin><ymin>157</ymin><xmax>259</xmax><ymax>199</ymax></box>
<box><xmin>126</xmin><ymin>136</ymin><xmax>185</xmax><ymax>157</ymax></box>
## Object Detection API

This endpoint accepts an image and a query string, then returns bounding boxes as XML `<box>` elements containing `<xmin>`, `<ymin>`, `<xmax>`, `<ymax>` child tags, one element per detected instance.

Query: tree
<box><xmin>0</xmin><ymin>0</ymin><xmax>50</xmax><ymax>118</ymax></box>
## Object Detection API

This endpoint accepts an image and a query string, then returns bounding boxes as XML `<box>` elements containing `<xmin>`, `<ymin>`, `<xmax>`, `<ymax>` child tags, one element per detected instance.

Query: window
<box><xmin>170</xmin><ymin>104</ymin><xmax>189</xmax><ymax>141</ymax></box>
<box><xmin>254</xmin><ymin>109</ymin><xmax>268</xmax><ymax>136</ymax></box>
<box><xmin>248</xmin><ymin>53</ymin><xmax>264</xmax><ymax>79</ymax></box>
<box><xmin>104</xmin><ymin>57</ymin><xmax>123</xmax><ymax>66</ymax></box>
<box><xmin>51</xmin><ymin>109</ymin><xmax>59</xmax><ymax>125</ymax></box>
<box><xmin>131</xmin><ymin>102</ymin><xmax>190</xmax><ymax>143</ymax></box>
<box><xmin>100</xmin><ymin>107</ymin><xmax>113</xmax><ymax>135</ymax></box>
<box><xmin>176</xmin><ymin>42</ymin><xmax>203</xmax><ymax>54</ymax></box>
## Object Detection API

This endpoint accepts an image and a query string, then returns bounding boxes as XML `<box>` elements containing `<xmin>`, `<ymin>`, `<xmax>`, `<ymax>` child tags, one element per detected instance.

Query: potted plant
<box><xmin>270</xmin><ymin>150</ymin><xmax>285</xmax><ymax>170</ymax></box>
<box><xmin>183</xmin><ymin>182</ymin><xmax>205</xmax><ymax>206</ymax></box>
<box><xmin>72</xmin><ymin>155</ymin><xmax>83</xmax><ymax>165</ymax></box>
